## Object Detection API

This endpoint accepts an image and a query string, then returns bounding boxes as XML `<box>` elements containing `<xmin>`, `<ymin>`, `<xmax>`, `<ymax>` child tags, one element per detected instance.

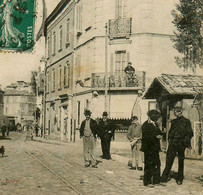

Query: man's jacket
<box><xmin>141</xmin><ymin>120</ymin><xmax>162</xmax><ymax>153</ymax></box>
<box><xmin>168</xmin><ymin>116</ymin><xmax>193</xmax><ymax>148</ymax></box>
<box><xmin>80</xmin><ymin>119</ymin><xmax>98</xmax><ymax>138</ymax></box>
<box><xmin>97</xmin><ymin>119</ymin><xmax>116</xmax><ymax>140</ymax></box>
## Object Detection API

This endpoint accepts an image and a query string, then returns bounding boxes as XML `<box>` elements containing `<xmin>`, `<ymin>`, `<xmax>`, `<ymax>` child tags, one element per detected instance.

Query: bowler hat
<box><xmin>102</xmin><ymin>111</ymin><xmax>108</xmax><ymax>116</ymax></box>
<box><xmin>84</xmin><ymin>110</ymin><xmax>92</xmax><ymax>116</ymax></box>
<box><xmin>147</xmin><ymin>110</ymin><xmax>161</xmax><ymax>122</ymax></box>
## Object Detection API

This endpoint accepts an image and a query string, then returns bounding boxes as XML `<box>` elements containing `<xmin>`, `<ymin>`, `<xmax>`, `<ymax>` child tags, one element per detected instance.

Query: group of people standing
<box><xmin>80</xmin><ymin>105</ymin><xmax>193</xmax><ymax>187</ymax></box>
<box><xmin>127</xmin><ymin>106</ymin><xmax>193</xmax><ymax>187</ymax></box>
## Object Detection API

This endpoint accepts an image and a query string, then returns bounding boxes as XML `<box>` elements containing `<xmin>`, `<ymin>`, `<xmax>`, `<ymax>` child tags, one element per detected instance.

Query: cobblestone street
<box><xmin>0</xmin><ymin>132</ymin><xmax>202</xmax><ymax>195</ymax></box>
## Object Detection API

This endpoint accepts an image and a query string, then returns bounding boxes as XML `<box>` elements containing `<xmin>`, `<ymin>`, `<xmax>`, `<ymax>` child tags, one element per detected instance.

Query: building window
<box><xmin>52</xmin><ymin>69</ymin><xmax>55</xmax><ymax>91</ymax></box>
<box><xmin>52</xmin><ymin>31</ymin><xmax>56</xmax><ymax>55</ymax></box>
<box><xmin>66</xmin><ymin>19</ymin><xmax>70</xmax><ymax>45</ymax></box>
<box><xmin>116</xmin><ymin>0</ymin><xmax>127</xmax><ymax>18</ymax></box>
<box><xmin>59</xmin><ymin>26</ymin><xmax>63</xmax><ymax>51</ymax></box>
<box><xmin>115</xmin><ymin>50</ymin><xmax>126</xmax><ymax>72</ymax></box>
<box><xmin>47</xmin><ymin>36</ymin><xmax>51</xmax><ymax>58</ymax></box>
<box><xmin>85</xmin><ymin>99</ymin><xmax>89</xmax><ymax>109</ymax></box>
<box><xmin>76</xmin><ymin>4</ymin><xmax>82</xmax><ymax>32</ymax></box>
<box><xmin>64</xmin><ymin>64</ymin><xmax>70</xmax><ymax>87</ymax></box>
<box><xmin>59</xmin><ymin>67</ymin><xmax>62</xmax><ymax>89</ymax></box>
<box><xmin>77</xmin><ymin>101</ymin><xmax>80</xmax><ymax>125</ymax></box>
<box><xmin>148</xmin><ymin>101</ymin><xmax>158</xmax><ymax>111</ymax></box>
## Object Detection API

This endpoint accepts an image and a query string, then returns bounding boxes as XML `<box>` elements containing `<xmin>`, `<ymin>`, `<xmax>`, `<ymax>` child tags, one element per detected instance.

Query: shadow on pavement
<box><xmin>0</xmin><ymin>136</ymin><xmax>11</xmax><ymax>140</ymax></box>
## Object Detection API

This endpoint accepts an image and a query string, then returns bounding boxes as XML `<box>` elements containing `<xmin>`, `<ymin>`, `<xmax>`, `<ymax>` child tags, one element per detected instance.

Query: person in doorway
<box><xmin>127</xmin><ymin>116</ymin><xmax>142</xmax><ymax>170</ymax></box>
<box><xmin>16</xmin><ymin>123</ymin><xmax>22</xmax><ymax>132</ymax></box>
<box><xmin>80</xmin><ymin>110</ymin><xmax>98</xmax><ymax>168</ymax></box>
<box><xmin>35</xmin><ymin>124</ymin><xmax>39</xmax><ymax>137</ymax></box>
<box><xmin>98</xmin><ymin>111</ymin><xmax>115</xmax><ymax>160</ymax></box>
<box><xmin>1</xmin><ymin>122</ymin><xmax>7</xmax><ymax>138</ymax></box>
<box><xmin>141</xmin><ymin>110</ymin><xmax>163</xmax><ymax>187</ymax></box>
<box><xmin>161</xmin><ymin>105</ymin><xmax>193</xmax><ymax>185</ymax></box>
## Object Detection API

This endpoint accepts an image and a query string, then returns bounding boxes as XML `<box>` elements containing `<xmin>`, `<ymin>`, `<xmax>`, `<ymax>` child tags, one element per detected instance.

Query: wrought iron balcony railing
<box><xmin>91</xmin><ymin>71</ymin><xmax>145</xmax><ymax>90</ymax></box>
<box><xmin>109</xmin><ymin>18</ymin><xmax>132</xmax><ymax>39</ymax></box>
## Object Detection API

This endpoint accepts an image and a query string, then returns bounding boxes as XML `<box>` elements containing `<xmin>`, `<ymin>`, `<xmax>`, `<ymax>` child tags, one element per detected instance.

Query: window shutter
<box><xmin>127</xmin><ymin>52</ymin><xmax>130</xmax><ymax>64</ymax></box>
<box><xmin>110</xmin><ymin>53</ymin><xmax>114</xmax><ymax>73</ymax></box>
<box><xmin>115</xmin><ymin>0</ymin><xmax>119</xmax><ymax>18</ymax></box>
<box><xmin>123</xmin><ymin>0</ymin><xmax>128</xmax><ymax>18</ymax></box>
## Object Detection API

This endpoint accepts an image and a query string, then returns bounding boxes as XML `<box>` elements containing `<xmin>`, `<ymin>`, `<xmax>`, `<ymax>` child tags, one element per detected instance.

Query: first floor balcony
<box><xmin>91</xmin><ymin>71</ymin><xmax>145</xmax><ymax>91</ymax></box>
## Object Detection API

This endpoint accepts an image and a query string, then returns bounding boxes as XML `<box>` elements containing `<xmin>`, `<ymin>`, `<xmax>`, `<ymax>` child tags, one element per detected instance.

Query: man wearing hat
<box><xmin>127</xmin><ymin>116</ymin><xmax>142</xmax><ymax>170</ymax></box>
<box><xmin>124</xmin><ymin>62</ymin><xmax>136</xmax><ymax>87</ymax></box>
<box><xmin>161</xmin><ymin>103</ymin><xmax>193</xmax><ymax>185</ymax></box>
<box><xmin>98</xmin><ymin>111</ymin><xmax>116</xmax><ymax>160</ymax></box>
<box><xmin>80</xmin><ymin>110</ymin><xmax>98</xmax><ymax>168</ymax></box>
<box><xmin>141</xmin><ymin>110</ymin><xmax>163</xmax><ymax>187</ymax></box>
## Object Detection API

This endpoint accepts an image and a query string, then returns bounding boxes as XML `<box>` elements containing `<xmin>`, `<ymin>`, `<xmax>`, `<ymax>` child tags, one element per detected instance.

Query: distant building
<box><xmin>44</xmin><ymin>0</ymin><xmax>187</xmax><ymax>141</ymax></box>
<box><xmin>4</xmin><ymin>81</ymin><xmax>36</xmax><ymax>127</ymax></box>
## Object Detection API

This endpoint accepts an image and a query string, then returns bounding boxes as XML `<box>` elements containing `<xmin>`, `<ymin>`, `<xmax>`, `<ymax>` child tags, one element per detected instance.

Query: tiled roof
<box><xmin>157</xmin><ymin>74</ymin><xmax>203</xmax><ymax>95</ymax></box>
<box><xmin>144</xmin><ymin>74</ymin><xmax>203</xmax><ymax>99</ymax></box>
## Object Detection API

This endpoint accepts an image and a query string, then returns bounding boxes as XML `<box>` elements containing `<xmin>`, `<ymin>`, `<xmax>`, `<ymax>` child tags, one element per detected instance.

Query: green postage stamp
<box><xmin>0</xmin><ymin>0</ymin><xmax>36</xmax><ymax>52</ymax></box>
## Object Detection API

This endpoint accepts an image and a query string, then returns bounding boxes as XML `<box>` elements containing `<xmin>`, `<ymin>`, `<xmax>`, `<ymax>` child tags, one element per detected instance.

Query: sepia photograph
<box><xmin>0</xmin><ymin>0</ymin><xmax>203</xmax><ymax>194</ymax></box>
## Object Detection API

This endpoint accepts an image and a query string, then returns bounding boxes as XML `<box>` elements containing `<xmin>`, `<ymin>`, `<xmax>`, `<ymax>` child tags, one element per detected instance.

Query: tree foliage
<box><xmin>171</xmin><ymin>0</ymin><xmax>203</xmax><ymax>71</ymax></box>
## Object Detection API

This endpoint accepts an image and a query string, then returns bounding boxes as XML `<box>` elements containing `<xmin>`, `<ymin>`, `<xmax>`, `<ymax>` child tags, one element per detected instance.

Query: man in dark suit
<box><xmin>98</xmin><ymin>111</ymin><xmax>115</xmax><ymax>160</ymax></box>
<box><xmin>161</xmin><ymin>105</ymin><xmax>193</xmax><ymax>185</ymax></box>
<box><xmin>80</xmin><ymin>110</ymin><xmax>98</xmax><ymax>168</ymax></box>
<box><xmin>141</xmin><ymin>110</ymin><xmax>163</xmax><ymax>187</ymax></box>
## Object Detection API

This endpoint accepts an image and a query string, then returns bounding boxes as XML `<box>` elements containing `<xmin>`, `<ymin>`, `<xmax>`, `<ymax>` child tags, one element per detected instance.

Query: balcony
<box><xmin>91</xmin><ymin>71</ymin><xmax>145</xmax><ymax>90</ymax></box>
<box><xmin>108</xmin><ymin>18</ymin><xmax>132</xmax><ymax>39</ymax></box>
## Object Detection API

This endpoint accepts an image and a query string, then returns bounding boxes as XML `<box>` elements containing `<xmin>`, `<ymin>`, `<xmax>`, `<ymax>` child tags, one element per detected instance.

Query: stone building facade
<box><xmin>4</xmin><ymin>81</ymin><xmax>36</xmax><ymax>127</ymax></box>
<box><xmin>44</xmin><ymin>0</ymin><xmax>185</xmax><ymax>141</ymax></box>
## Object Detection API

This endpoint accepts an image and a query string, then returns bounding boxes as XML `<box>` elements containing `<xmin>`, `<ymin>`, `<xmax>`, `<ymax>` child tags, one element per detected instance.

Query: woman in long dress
<box><xmin>0</xmin><ymin>0</ymin><xmax>24</xmax><ymax>47</ymax></box>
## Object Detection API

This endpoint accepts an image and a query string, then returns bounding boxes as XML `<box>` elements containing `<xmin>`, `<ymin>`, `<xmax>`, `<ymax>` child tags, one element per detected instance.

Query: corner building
<box><xmin>44</xmin><ymin>0</ymin><xmax>184</xmax><ymax>141</ymax></box>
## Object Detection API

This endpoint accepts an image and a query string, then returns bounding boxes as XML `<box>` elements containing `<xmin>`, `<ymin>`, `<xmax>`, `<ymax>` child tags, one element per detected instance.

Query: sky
<box><xmin>0</xmin><ymin>0</ymin><xmax>61</xmax><ymax>89</ymax></box>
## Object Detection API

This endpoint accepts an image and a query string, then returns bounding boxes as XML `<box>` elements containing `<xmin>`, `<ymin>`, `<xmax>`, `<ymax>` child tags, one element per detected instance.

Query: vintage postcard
<box><xmin>0</xmin><ymin>0</ymin><xmax>202</xmax><ymax>194</ymax></box>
